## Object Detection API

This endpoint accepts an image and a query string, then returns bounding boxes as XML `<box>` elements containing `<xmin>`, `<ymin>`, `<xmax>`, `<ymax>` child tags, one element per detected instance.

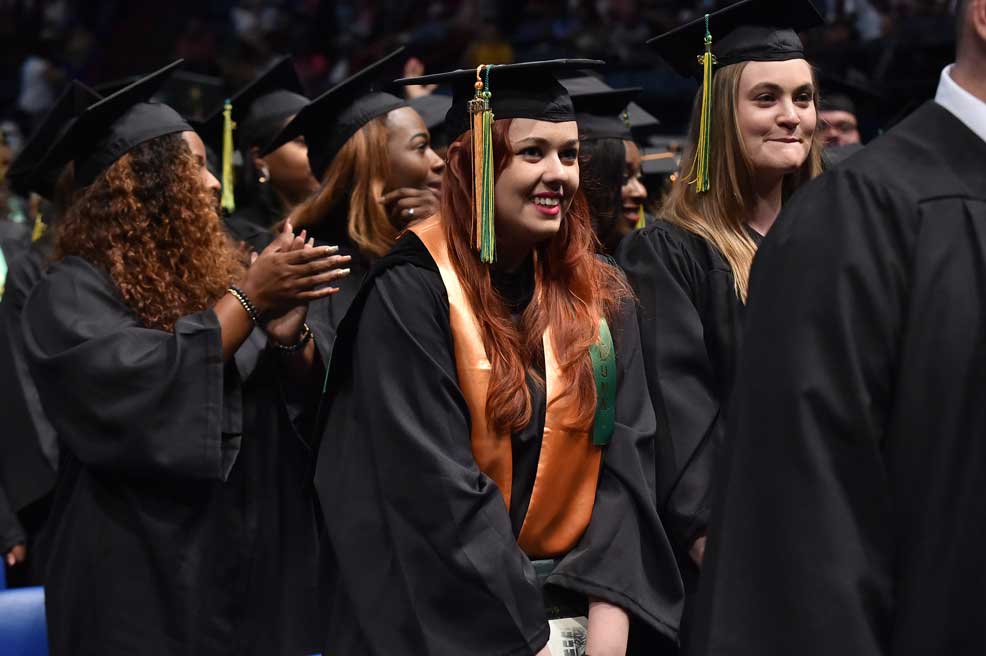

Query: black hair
<box><xmin>578</xmin><ymin>137</ymin><xmax>627</xmax><ymax>255</ymax></box>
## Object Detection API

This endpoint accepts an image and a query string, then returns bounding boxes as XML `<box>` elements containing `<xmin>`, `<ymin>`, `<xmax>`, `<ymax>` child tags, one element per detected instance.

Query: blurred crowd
<box><xmin>0</xmin><ymin>0</ymin><xmax>962</xmax><ymax>152</ymax></box>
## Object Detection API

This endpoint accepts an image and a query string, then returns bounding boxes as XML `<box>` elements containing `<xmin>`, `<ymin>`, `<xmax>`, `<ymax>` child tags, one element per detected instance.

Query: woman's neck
<box><xmin>494</xmin><ymin>242</ymin><xmax>535</xmax><ymax>274</ymax></box>
<box><xmin>747</xmin><ymin>174</ymin><xmax>784</xmax><ymax>237</ymax></box>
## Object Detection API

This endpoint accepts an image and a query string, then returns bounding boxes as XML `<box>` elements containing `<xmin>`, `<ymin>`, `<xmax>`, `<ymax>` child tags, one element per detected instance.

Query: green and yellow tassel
<box><xmin>468</xmin><ymin>65</ymin><xmax>495</xmax><ymax>263</ymax></box>
<box><xmin>220</xmin><ymin>98</ymin><xmax>236</xmax><ymax>214</ymax></box>
<box><xmin>635</xmin><ymin>205</ymin><xmax>647</xmax><ymax>230</ymax></box>
<box><xmin>690</xmin><ymin>14</ymin><xmax>716</xmax><ymax>194</ymax></box>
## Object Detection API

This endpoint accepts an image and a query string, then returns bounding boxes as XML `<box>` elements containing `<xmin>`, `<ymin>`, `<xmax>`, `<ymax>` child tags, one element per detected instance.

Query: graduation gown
<box><xmin>690</xmin><ymin>102</ymin><xmax>986</xmax><ymax>655</ymax></box>
<box><xmin>21</xmin><ymin>254</ymin><xmax>322</xmax><ymax>655</ymax></box>
<box><xmin>315</xmin><ymin>232</ymin><xmax>683</xmax><ymax>655</ymax></box>
<box><xmin>616</xmin><ymin>222</ymin><xmax>761</xmax><ymax>559</ymax></box>
<box><xmin>0</xmin><ymin>243</ymin><xmax>57</xmax><ymax>582</ymax></box>
<box><xmin>305</xmin><ymin>215</ymin><xmax>372</xmax><ymax>369</ymax></box>
<box><xmin>225</xmin><ymin>202</ymin><xmax>276</xmax><ymax>253</ymax></box>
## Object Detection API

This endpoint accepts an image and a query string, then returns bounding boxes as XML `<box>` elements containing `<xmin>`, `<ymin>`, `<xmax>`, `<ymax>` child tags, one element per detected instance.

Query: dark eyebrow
<box><xmin>513</xmin><ymin>137</ymin><xmax>580</xmax><ymax>149</ymax></box>
<box><xmin>750</xmin><ymin>82</ymin><xmax>816</xmax><ymax>95</ymax></box>
<box><xmin>408</xmin><ymin>131</ymin><xmax>429</xmax><ymax>143</ymax></box>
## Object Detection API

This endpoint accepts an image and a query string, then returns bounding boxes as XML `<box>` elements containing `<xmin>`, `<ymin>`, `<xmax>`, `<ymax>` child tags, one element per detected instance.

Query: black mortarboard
<box><xmin>641</xmin><ymin>148</ymin><xmax>680</xmax><ymax>177</ymax></box>
<box><xmin>818</xmin><ymin>72</ymin><xmax>880</xmax><ymax>116</ymax></box>
<box><xmin>408</xmin><ymin>94</ymin><xmax>453</xmax><ymax>132</ymax></box>
<box><xmin>571</xmin><ymin>87</ymin><xmax>640</xmax><ymax>142</ymax></box>
<box><xmin>227</xmin><ymin>56</ymin><xmax>308</xmax><ymax>152</ymax></box>
<box><xmin>97</xmin><ymin>71</ymin><xmax>224</xmax><ymax>123</ymax></box>
<box><xmin>394</xmin><ymin>59</ymin><xmax>605</xmax><ymax>139</ymax></box>
<box><xmin>648</xmin><ymin>0</ymin><xmax>824</xmax><ymax>80</ymax></box>
<box><xmin>7</xmin><ymin>80</ymin><xmax>101</xmax><ymax>198</ymax></box>
<box><xmin>44</xmin><ymin>60</ymin><xmax>191</xmax><ymax>187</ymax></box>
<box><xmin>264</xmin><ymin>48</ymin><xmax>407</xmax><ymax>180</ymax></box>
<box><xmin>561</xmin><ymin>74</ymin><xmax>660</xmax><ymax>140</ymax></box>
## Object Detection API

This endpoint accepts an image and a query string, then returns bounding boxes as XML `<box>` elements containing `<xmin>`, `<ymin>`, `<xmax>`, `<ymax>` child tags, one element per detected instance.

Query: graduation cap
<box><xmin>395</xmin><ymin>59</ymin><xmax>604</xmax><ymax>140</ymax></box>
<box><xmin>264</xmin><ymin>48</ymin><xmax>408</xmax><ymax>181</ymax></box>
<box><xmin>818</xmin><ymin>72</ymin><xmax>881</xmax><ymax>116</ymax></box>
<box><xmin>394</xmin><ymin>59</ymin><xmax>604</xmax><ymax>263</ymax></box>
<box><xmin>408</xmin><ymin>93</ymin><xmax>453</xmax><ymax>133</ymax></box>
<box><xmin>571</xmin><ymin>87</ymin><xmax>641</xmax><ymax>142</ymax></box>
<box><xmin>641</xmin><ymin>148</ymin><xmax>680</xmax><ymax>177</ymax></box>
<box><xmin>41</xmin><ymin>61</ymin><xmax>191</xmax><ymax>188</ymax></box>
<box><xmin>648</xmin><ymin>0</ymin><xmax>824</xmax><ymax>79</ymax></box>
<box><xmin>201</xmin><ymin>56</ymin><xmax>309</xmax><ymax>213</ymax></box>
<box><xmin>648</xmin><ymin>0</ymin><xmax>824</xmax><ymax>192</ymax></box>
<box><xmin>7</xmin><ymin>80</ymin><xmax>101</xmax><ymax>199</ymax></box>
<box><xmin>561</xmin><ymin>74</ymin><xmax>660</xmax><ymax>141</ymax></box>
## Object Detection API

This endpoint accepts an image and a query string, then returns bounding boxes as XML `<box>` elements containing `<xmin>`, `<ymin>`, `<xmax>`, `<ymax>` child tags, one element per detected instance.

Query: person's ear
<box><xmin>972</xmin><ymin>0</ymin><xmax>986</xmax><ymax>44</ymax></box>
<box><xmin>251</xmin><ymin>146</ymin><xmax>270</xmax><ymax>184</ymax></box>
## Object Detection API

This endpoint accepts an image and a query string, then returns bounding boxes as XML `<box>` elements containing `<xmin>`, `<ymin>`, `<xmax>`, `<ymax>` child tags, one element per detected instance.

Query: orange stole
<box><xmin>409</xmin><ymin>217</ymin><xmax>603</xmax><ymax>558</ymax></box>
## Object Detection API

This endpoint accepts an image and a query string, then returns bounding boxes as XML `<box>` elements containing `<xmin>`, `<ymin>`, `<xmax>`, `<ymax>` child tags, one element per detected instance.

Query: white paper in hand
<box><xmin>547</xmin><ymin>616</ymin><xmax>588</xmax><ymax>656</ymax></box>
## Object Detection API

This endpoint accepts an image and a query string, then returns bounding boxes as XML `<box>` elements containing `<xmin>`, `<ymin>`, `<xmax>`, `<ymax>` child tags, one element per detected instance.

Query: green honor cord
<box><xmin>589</xmin><ymin>318</ymin><xmax>616</xmax><ymax>446</ymax></box>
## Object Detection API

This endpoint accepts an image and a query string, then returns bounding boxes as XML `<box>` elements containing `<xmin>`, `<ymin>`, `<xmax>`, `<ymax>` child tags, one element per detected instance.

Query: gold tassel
<box><xmin>220</xmin><ymin>99</ymin><xmax>236</xmax><ymax>214</ymax></box>
<box><xmin>32</xmin><ymin>211</ymin><xmax>46</xmax><ymax>242</ymax></box>
<box><xmin>689</xmin><ymin>14</ymin><xmax>715</xmax><ymax>194</ymax></box>
<box><xmin>468</xmin><ymin>65</ymin><xmax>495</xmax><ymax>263</ymax></box>
<box><xmin>635</xmin><ymin>205</ymin><xmax>646</xmax><ymax>230</ymax></box>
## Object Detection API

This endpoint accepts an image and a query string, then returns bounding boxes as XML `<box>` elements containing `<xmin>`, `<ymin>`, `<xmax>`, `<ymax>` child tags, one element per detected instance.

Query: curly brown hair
<box><xmin>56</xmin><ymin>133</ymin><xmax>244</xmax><ymax>331</ymax></box>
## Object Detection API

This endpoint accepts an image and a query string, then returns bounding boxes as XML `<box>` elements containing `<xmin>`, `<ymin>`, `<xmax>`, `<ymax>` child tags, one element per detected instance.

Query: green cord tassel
<box><xmin>220</xmin><ymin>99</ymin><xmax>236</xmax><ymax>214</ymax></box>
<box><xmin>469</xmin><ymin>65</ymin><xmax>496</xmax><ymax>263</ymax></box>
<box><xmin>691</xmin><ymin>14</ymin><xmax>715</xmax><ymax>194</ymax></box>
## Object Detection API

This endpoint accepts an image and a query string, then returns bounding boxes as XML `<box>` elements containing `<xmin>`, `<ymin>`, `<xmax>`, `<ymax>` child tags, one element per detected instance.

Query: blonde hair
<box><xmin>288</xmin><ymin>117</ymin><xmax>396</xmax><ymax>258</ymax></box>
<box><xmin>662</xmin><ymin>61</ymin><xmax>824</xmax><ymax>301</ymax></box>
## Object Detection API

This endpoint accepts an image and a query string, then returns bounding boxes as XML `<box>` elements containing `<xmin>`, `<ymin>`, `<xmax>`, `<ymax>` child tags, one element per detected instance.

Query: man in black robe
<box><xmin>690</xmin><ymin>3</ymin><xmax>986</xmax><ymax>654</ymax></box>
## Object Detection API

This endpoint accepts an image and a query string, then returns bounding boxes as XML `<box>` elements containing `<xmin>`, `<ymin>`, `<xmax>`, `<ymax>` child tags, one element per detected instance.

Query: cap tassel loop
<box><xmin>468</xmin><ymin>65</ymin><xmax>496</xmax><ymax>264</ymax></box>
<box><xmin>220</xmin><ymin>99</ymin><xmax>236</xmax><ymax>214</ymax></box>
<box><xmin>691</xmin><ymin>14</ymin><xmax>716</xmax><ymax>194</ymax></box>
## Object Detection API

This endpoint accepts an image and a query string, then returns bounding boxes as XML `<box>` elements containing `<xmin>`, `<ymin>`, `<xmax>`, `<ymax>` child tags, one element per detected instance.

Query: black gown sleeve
<box><xmin>547</xmin><ymin>295</ymin><xmax>684</xmax><ymax>642</ymax></box>
<box><xmin>316</xmin><ymin>261</ymin><xmax>549</xmax><ymax>656</ymax></box>
<box><xmin>0</xmin><ymin>482</ymin><xmax>26</xmax><ymax>554</ymax></box>
<box><xmin>617</xmin><ymin>224</ymin><xmax>723</xmax><ymax>551</ymax></box>
<box><xmin>21</xmin><ymin>257</ymin><xmax>242</xmax><ymax>480</ymax></box>
<box><xmin>690</xmin><ymin>167</ymin><xmax>916</xmax><ymax>655</ymax></box>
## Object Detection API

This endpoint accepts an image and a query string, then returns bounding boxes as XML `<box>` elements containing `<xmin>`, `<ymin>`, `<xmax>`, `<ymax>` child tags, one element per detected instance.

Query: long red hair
<box><xmin>443</xmin><ymin>119</ymin><xmax>631</xmax><ymax>434</ymax></box>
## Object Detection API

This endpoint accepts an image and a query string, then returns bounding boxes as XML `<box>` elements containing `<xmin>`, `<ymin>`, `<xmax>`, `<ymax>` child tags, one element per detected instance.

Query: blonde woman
<box><xmin>617</xmin><ymin>0</ymin><xmax>824</xmax><ymax>589</ymax></box>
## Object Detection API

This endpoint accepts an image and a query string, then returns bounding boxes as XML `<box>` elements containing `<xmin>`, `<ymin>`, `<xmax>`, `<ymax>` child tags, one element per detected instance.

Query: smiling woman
<box><xmin>314</xmin><ymin>59</ymin><xmax>684</xmax><ymax>656</ymax></box>
<box><xmin>617</xmin><ymin>0</ymin><xmax>826</xmax><ymax>628</ymax></box>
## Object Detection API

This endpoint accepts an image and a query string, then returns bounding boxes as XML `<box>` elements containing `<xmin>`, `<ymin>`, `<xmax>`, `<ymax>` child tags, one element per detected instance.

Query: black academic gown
<box><xmin>225</xmin><ymin>202</ymin><xmax>276</xmax><ymax>253</ymax></box>
<box><xmin>689</xmin><ymin>102</ymin><xmax>986</xmax><ymax>656</ymax></box>
<box><xmin>0</xmin><ymin>242</ymin><xmax>57</xmax><ymax>584</ymax></box>
<box><xmin>305</xmin><ymin>216</ymin><xmax>372</xmax><ymax>369</ymax></box>
<box><xmin>21</xmin><ymin>255</ymin><xmax>321</xmax><ymax>656</ymax></box>
<box><xmin>315</xmin><ymin>233</ymin><xmax>683</xmax><ymax>655</ymax></box>
<box><xmin>616</xmin><ymin>222</ymin><xmax>762</xmax><ymax>565</ymax></box>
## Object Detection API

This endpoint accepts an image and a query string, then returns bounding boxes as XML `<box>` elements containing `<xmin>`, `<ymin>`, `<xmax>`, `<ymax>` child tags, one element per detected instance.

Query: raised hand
<box><xmin>238</xmin><ymin>221</ymin><xmax>350</xmax><ymax>317</ymax></box>
<box><xmin>381</xmin><ymin>187</ymin><xmax>441</xmax><ymax>226</ymax></box>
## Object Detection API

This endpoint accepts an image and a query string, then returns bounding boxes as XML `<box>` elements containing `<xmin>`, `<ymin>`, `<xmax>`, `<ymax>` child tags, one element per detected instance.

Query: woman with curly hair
<box><xmin>313</xmin><ymin>60</ymin><xmax>683</xmax><ymax>656</ymax></box>
<box><xmin>21</xmin><ymin>63</ymin><xmax>347</xmax><ymax>656</ymax></box>
<box><xmin>263</xmin><ymin>49</ymin><xmax>445</xmax><ymax>363</ymax></box>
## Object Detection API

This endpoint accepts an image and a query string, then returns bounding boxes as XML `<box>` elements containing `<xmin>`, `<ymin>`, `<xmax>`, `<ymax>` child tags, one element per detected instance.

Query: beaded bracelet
<box><xmin>269</xmin><ymin>322</ymin><xmax>313</xmax><ymax>353</ymax></box>
<box><xmin>227</xmin><ymin>286</ymin><xmax>260</xmax><ymax>324</ymax></box>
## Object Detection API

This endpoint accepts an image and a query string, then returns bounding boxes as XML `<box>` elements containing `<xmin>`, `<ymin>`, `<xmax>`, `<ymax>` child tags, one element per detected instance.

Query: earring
<box><xmin>258</xmin><ymin>165</ymin><xmax>270</xmax><ymax>184</ymax></box>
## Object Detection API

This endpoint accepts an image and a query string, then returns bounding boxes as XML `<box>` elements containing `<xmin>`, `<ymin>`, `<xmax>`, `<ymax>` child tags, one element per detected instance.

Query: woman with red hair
<box><xmin>314</xmin><ymin>61</ymin><xmax>683</xmax><ymax>655</ymax></box>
